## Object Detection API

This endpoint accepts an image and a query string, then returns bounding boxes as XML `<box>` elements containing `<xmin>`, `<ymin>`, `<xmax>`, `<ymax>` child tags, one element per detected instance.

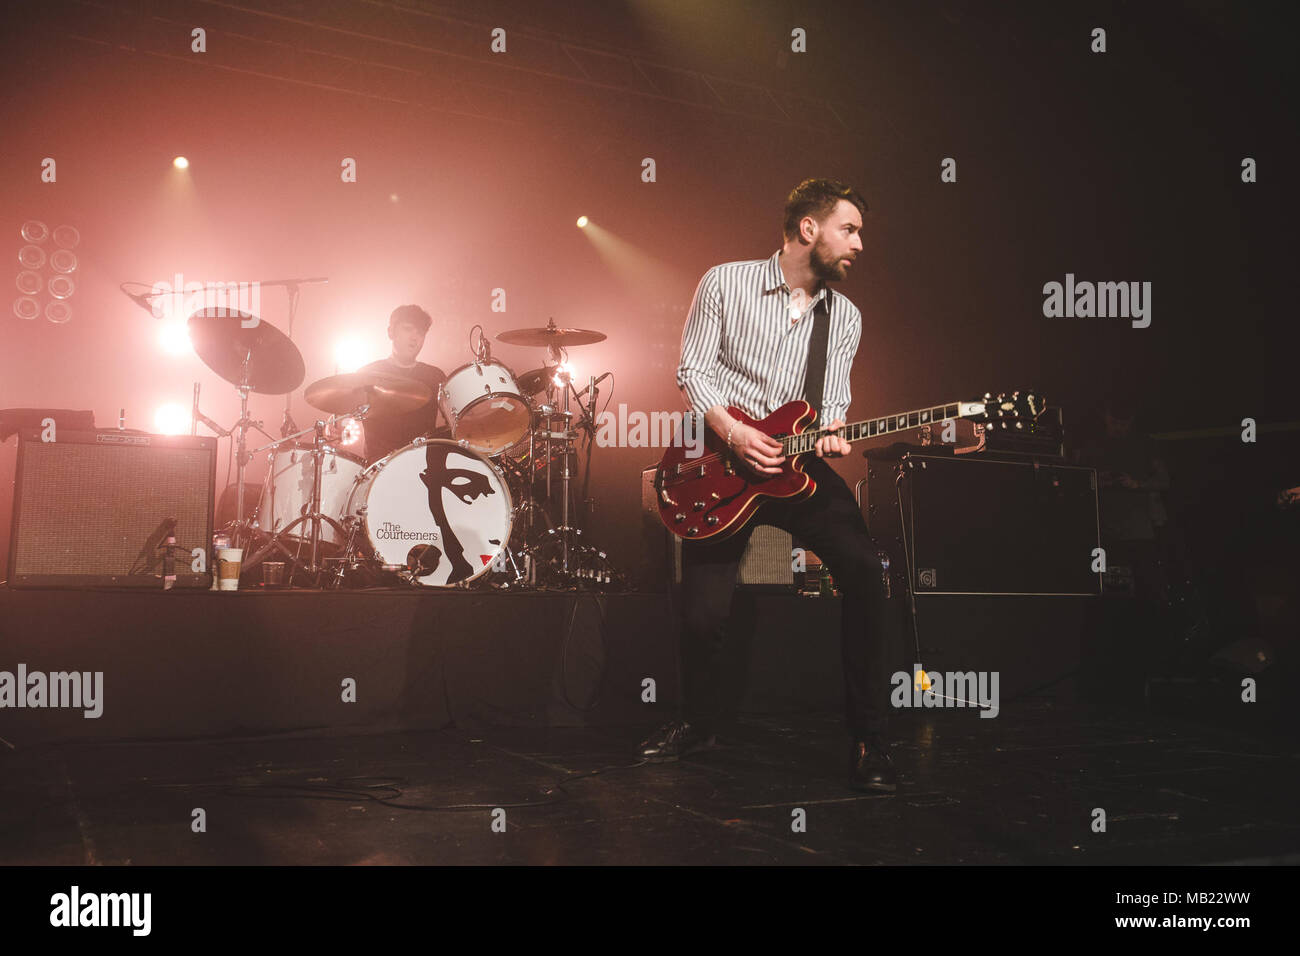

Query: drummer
<box><xmin>358</xmin><ymin>305</ymin><xmax>448</xmax><ymax>462</ymax></box>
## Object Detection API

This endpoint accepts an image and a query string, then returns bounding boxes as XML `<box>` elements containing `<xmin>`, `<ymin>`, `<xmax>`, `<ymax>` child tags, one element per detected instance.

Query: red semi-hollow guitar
<box><xmin>653</xmin><ymin>391</ymin><xmax>1043</xmax><ymax>541</ymax></box>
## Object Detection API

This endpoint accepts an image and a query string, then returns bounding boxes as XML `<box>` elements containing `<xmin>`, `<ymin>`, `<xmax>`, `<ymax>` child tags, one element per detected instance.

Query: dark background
<box><xmin>2</xmin><ymin>0</ymin><xmax>1296</xmax><ymax>604</ymax></box>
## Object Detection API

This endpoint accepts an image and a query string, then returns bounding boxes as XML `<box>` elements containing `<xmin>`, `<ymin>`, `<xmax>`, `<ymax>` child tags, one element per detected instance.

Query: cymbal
<box><xmin>517</xmin><ymin>367</ymin><xmax>554</xmax><ymax>395</ymax></box>
<box><xmin>496</xmin><ymin>319</ymin><xmax>606</xmax><ymax>348</ymax></box>
<box><xmin>188</xmin><ymin>309</ymin><xmax>305</xmax><ymax>394</ymax></box>
<box><xmin>304</xmin><ymin>371</ymin><xmax>433</xmax><ymax>416</ymax></box>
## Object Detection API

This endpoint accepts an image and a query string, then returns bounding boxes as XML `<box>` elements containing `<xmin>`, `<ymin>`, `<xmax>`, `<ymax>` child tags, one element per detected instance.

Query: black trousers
<box><xmin>677</xmin><ymin>455</ymin><xmax>894</xmax><ymax>740</ymax></box>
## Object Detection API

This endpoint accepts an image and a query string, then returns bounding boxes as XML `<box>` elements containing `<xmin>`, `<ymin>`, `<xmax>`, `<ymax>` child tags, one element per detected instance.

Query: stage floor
<box><xmin>3</xmin><ymin>702</ymin><xmax>1297</xmax><ymax>866</ymax></box>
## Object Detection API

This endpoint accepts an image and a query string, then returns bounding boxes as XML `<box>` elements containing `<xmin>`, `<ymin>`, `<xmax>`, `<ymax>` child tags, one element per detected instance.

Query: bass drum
<box><xmin>345</xmin><ymin>439</ymin><xmax>513</xmax><ymax>587</ymax></box>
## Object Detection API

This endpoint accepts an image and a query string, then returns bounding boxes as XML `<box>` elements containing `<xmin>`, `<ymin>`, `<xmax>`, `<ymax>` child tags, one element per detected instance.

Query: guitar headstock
<box><xmin>966</xmin><ymin>390</ymin><xmax>1045</xmax><ymax>426</ymax></box>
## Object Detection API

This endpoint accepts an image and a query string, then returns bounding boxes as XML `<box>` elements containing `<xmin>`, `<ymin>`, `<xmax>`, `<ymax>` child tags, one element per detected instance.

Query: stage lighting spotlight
<box><xmin>576</xmin><ymin>216</ymin><xmax>589</xmax><ymax>228</ymax></box>
<box><xmin>20</xmin><ymin>221</ymin><xmax>49</xmax><ymax>243</ymax></box>
<box><xmin>14</xmin><ymin>296</ymin><xmax>40</xmax><ymax>320</ymax></box>
<box><xmin>52</xmin><ymin>225</ymin><xmax>80</xmax><ymax>249</ymax></box>
<box><xmin>173</xmin><ymin>156</ymin><xmax>189</xmax><ymax>169</ymax></box>
<box><xmin>333</xmin><ymin>337</ymin><xmax>366</xmax><ymax>374</ymax></box>
<box><xmin>45</xmin><ymin>301</ymin><xmax>72</xmax><ymax>324</ymax></box>
<box><xmin>16</xmin><ymin>271</ymin><xmax>42</xmax><ymax>295</ymax></box>
<box><xmin>50</xmin><ymin>249</ymin><xmax>78</xmax><ymax>274</ymax></box>
<box><xmin>154</xmin><ymin>403</ymin><xmax>190</xmax><ymax>435</ymax></box>
<box><xmin>18</xmin><ymin>245</ymin><xmax>46</xmax><ymax>269</ymax></box>
<box><xmin>48</xmin><ymin>275</ymin><xmax>75</xmax><ymax>299</ymax></box>
<box><xmin>159</xmin><ymin>321</ymin><xmax>192</xmax><ymax>355</ymax></box>
<box><xmin>551</xmin><ymin>361</ymin><xmax>573</xmax><ymax>388</ymax></box>
<box><xmin>338</xmin><ymin>417</ymin><xmax>362</xmax><ymax>446</ymax></box>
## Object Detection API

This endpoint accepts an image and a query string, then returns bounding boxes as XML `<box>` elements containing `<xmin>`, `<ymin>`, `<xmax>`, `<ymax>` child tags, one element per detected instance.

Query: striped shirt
<box><xmin>677</xmin><ymin>250</ymin><xmax>862</xmax><ymax>426</ymax></box>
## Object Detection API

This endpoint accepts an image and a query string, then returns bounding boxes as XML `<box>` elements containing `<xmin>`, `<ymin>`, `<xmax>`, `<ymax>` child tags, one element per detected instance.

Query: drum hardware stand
<box><xmin>523</xmin><ymin>364</ymin><xmax>618</xmax><ymax>586</ymax></box>
<box><xmin>487</xmin><ymin>545</ymin><xmax>529</xmax><ymax>588</ymax></box>
<box><xmin>243</xmin><ymin>407</ymin><xmax>366</xmax><ymax>586</ymax></box>
<box><xmin>324</xmin><ymin>517</ymin><xmax>361</xmax><ymax>590</ymax></box>
<box><xmin>195</xmin><ymin>350</ymin><xmax>277</xmax><ymax>552</ymax></box>
<box><xmin>258</xmin><ymin>276</ymin><xmax>327</xmax><ymax>440</ymax></box>
<box><xmin>207</xmin><ymin>276</ymin><xmax>325</xmax><ymax>548</ymax></box>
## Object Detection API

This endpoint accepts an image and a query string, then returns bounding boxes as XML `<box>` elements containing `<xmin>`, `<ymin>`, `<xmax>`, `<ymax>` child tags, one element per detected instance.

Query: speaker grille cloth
<box><xmin>14</xmin><ymin>440</ymin><xmax>212</xmax><ymax>578</ymax></box>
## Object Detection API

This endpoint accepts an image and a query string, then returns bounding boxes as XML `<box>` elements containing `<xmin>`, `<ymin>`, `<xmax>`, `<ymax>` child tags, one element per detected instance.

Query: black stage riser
<box><xmin>0</xmin><ymin>591</ymin><xmax>684</xmax><ymax>745</ymax></box>
<box><xmin>0</xmin><ymin>588</ymin><xmax>1093</xmax><ymax>745</ymax></box>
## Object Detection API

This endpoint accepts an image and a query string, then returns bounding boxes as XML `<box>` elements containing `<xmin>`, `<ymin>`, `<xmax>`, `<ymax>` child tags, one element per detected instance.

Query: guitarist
<box><xmin>639</xmin><ymin>178</ymin><xmax>899</xmax><ymax>792</ymax></box>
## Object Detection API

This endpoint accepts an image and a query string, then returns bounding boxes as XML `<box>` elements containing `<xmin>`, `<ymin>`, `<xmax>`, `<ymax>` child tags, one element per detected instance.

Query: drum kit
<box><xmin>188</xmin><ymin>308</ymin><xmax>620</xmax><ymax>590</ymax></box>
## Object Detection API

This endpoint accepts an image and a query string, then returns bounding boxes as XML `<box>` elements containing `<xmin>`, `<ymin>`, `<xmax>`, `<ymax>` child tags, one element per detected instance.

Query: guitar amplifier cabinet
<box><xmin>864</xmin><ymin>451</ymin><xmax>1101</xmax><ymax>596</ymax></box>
<box><xmin>641</xmin><ymin>465</ymin><xmax>794</xmax><ymax>589</ymax></box>
<box><xmin>8</xmin><ymin>429</ymin><xmax>216</xmax><ymax>588</ymax></box>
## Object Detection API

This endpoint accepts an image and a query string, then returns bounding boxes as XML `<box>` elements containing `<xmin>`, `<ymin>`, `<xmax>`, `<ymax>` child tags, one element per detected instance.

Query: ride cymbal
<box><xmin>496</xmin><ymin>318</ymin><xmax>606</xmax><ymax>348</ymax></box>
<box><xmin>188</xmin><ymin>309</ymin><xmax>306</xmax><ymax>394</ymax></box>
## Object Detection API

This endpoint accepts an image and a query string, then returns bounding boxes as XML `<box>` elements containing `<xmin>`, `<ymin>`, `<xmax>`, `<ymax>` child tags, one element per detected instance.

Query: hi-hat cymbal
<box><xmin>496</xmin><ymin>318</ymin><xmax>606</xmax><ymax>348</ymax></box>
<box><xmin>304</xmin><ymin>371</ymin><xmax>433</xmax><ymax>416</ymax></box>
<box><xmin>188</xmin><ymin>309</ymin><xmax>306</xmax><ymax>394</ymax></box>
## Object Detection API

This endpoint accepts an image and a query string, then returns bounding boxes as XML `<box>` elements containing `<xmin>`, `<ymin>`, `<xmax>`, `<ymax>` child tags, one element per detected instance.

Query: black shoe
<box><xmin>849</xmin><ymin>737</ymin><xmax>898</xmax><ymax>792</ymax></box>
<box><xmin>638</xmin><ymin>720</ymin><xmax>716</xmax><ymax>762</ymax></box>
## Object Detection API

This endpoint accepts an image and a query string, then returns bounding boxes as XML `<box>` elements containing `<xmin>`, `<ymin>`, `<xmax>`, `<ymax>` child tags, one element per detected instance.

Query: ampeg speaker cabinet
<box><xmin>864</xmin><ymin>451</ymin><xmax>1101</xmax><ymax>596</ymax></box>
<box><xmin>640</xmin><ymin>465</ymin><xmax>795</xmax><ymax>589</ymax></box>
<box><xmin>9</xmin><ymin>429</ymin><xmax>217</xmax><ymax>587</ymax></box>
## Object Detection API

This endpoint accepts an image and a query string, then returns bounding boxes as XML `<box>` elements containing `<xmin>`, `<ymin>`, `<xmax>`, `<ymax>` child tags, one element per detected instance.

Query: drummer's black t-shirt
<box><xmin>358</xmin><ymin>357</ymin><xmax>447</xmax><ymax>462</ymax></box>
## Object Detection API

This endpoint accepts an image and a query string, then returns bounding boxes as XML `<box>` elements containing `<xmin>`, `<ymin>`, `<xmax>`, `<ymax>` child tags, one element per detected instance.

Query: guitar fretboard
<box><xmin>783</xmin><ymin>401</ymin><xmax>973</xmax><ymax>455</ymax></box>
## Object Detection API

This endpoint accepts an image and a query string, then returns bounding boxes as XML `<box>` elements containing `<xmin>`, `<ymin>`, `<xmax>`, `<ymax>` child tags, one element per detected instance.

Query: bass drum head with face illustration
<box><xmin>346</xmin><ymin>439</ymin><xmax>513</xmax><ymax>587</ymax></box>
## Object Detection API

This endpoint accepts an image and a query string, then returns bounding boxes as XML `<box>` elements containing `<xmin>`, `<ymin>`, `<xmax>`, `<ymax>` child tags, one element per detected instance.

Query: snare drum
<box><xmin>344</xmin><ymin>439</ymin><xmax>513</xmax><ymax>587</ymax></box>
<box><xmin>255</xmin><ymin>444</ymin><xmax>364</xmax><ymax>550</ymax></box>
<box><xmin>439</xmin><ymin>359</ymin><xmax>531</xmax><ymax>455</ymax></box>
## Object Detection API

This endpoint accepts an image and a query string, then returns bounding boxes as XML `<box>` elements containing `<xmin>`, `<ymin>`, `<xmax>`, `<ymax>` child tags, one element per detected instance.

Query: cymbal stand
<box><xmin>531</xmin><ymin>364</ymin><xmax>612</xmax><ymax>585</ymax></box>
<box><xmin>212</xmin><ymin>350</ymin><xmax>274</xmax><ymax>551</ymax></box>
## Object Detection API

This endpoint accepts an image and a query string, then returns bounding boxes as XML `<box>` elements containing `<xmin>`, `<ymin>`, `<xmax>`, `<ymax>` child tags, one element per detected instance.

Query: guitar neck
<box><xmin>782</xmin><ymin>400</ymin><xmax>985</xmax><ymax>455</ymax></box>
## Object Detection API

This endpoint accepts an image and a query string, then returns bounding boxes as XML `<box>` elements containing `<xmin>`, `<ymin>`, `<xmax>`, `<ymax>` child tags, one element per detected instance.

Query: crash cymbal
<box><xmin>188</xmin><ymin>308</ymin><xmax>306</xmax><ymax>394</ymax></box>
<box><xmin>304</xmin><ymin>371</ymin><xmax>433</xmax><ymax>416</ymax></box>
<box><xmin>496</xmin><ymin>318</ymin><xmax>606</xmax><ymax>348</ymax></box>
<box><xmin>517</xmin><ymin>366</ymin><xmax>554</xmax><ymax>395</ymax></box>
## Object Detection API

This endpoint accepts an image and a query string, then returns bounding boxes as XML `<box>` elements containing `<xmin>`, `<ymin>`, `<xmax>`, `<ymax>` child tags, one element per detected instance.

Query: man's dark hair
<box><xmin>389</xmin><ymin>304</ymin><xmax>432</xmax><ymax>335</ymax></box>
<box><xmin>783</xmin><ymin>178</ymin><xmax>868</xmax><ymax>241</ymax></box>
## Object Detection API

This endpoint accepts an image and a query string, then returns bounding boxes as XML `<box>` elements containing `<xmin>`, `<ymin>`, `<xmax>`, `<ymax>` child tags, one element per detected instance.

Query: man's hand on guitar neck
<box><xmin>814</xmin><ymin>419</ymin><xmax>850</xmax><ymax>459</ymax></box>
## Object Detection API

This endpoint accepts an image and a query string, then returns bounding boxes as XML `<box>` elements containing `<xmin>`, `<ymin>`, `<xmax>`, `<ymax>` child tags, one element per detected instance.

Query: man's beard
<box><xmin>810</xmin><ymin>238</ymin><xmax>848</xmax><ymax>281</ymax></box>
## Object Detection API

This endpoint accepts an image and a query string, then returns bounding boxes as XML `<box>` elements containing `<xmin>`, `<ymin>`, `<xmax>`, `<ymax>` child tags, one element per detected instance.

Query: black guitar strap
<box><xmin>801</xmin><ymin>289</ymin><xmax>832</xmax><ymax>417</ymax></box>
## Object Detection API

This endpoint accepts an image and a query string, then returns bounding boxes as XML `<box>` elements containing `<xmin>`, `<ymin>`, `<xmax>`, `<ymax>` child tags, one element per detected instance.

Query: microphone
<box><xmin>576</xmin><ymin>372</ymin><xmax>612</xmax><ymax>399</ymax></box>
<box><xmin>191</xmin><ymin>386</ymin><xmax>229</xmax><ymax>437</ymax></box>
<box><xmin>162</xmin><ymin>517</ymin><xmax>178</xmax><ymax>590</ymax></box>
<box><xmin>122</xmin><ymin>287</ymin><xmax>159</xmax><ymax>316</ymax></box>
